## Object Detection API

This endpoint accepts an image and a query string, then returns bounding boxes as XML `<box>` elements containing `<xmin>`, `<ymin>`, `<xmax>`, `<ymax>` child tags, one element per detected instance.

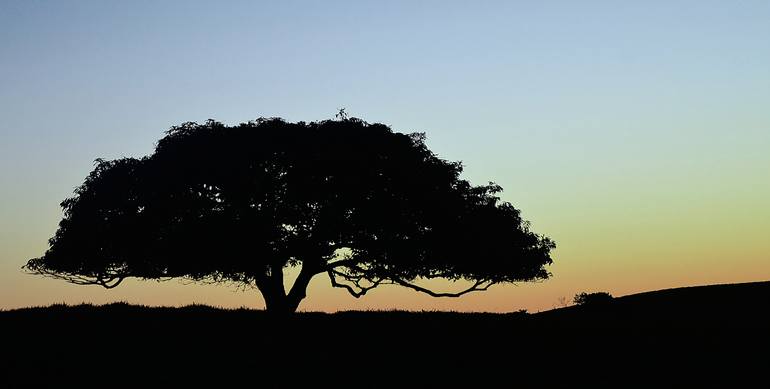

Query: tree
<box><xmin>573</xmin><ymin>292</ymin><xmax>613</xmax><ymax>306</ymax></box>
<box><xmin>25</xmin><ymin>117</ymin><xmax>555</xmax><ymax>313</ymax></box>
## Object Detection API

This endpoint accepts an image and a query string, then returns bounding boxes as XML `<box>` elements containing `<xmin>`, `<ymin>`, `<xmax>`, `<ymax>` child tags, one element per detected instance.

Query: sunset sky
<box><xmin>1</xmin><ymin>1</ymin><xmax>768</xmax><ymax>312</ymax></box>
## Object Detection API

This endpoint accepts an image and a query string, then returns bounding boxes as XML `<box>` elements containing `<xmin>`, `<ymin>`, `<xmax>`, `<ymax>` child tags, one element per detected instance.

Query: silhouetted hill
<box><xmin>537</xmin><ymin>280</ymin><xmax>770</xmax><ymax>328</ymax></box>
<box><xmin>1</xmin><ymin>281</ymin><xmax>768</xmax><ymax>386</ymax></box>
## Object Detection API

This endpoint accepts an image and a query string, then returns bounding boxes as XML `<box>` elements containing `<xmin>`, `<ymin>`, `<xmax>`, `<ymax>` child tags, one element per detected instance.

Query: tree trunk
<box><xmin>259</xmin><ymin>262</ymin><xmax>319</xmax><ymax>315</ymax></box>
<box><xmin>262</xmin><ymin>292</ymin><xmax>297</xmax><ymax>315</ymax></box>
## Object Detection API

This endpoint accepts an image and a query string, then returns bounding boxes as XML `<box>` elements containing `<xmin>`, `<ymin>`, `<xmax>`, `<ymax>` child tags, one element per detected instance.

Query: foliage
<box><xmin>573</xmin><ymin>292</ymin><xmax>614</xmax><ymax>306</ymax></box>
<box><xmin>25</xmin><ymin>117</ymin><xmax>555</xmax><ymax>312</ymax></box>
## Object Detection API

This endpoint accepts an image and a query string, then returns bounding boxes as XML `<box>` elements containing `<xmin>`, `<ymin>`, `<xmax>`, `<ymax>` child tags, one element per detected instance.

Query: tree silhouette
<box><xmin>574</xmin><ymin>292</ymin><xmax>613</xmax><ymax>306</ymax></box>
<box><xmin>25</xmin><ymin>117</ymin><xmax>555</xmax><ymax>313</ymax></box>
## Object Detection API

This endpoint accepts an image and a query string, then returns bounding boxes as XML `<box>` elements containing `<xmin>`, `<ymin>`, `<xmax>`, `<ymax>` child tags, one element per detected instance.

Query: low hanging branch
<box><xmin>390</xmin><ymin>278</ymin><xmax>495</xmax><ymax>298</ymax></box>
<box><xmin>327</xmin><ymin>263</ymin><xmax>496</xmax><ymax>299</ymax></box>
<box><xmin>23</xmin><ymin>264</ymin><xmax>126</xmax><ymax>289</ymax></box>
<box><xmin>327</xmin><ymin>269</ymin><xmax>385</xmax><ymax>298</ymax></box>
<box><xmin>96</xmin><ymin>276</ymin><xmax>125</xmax><ymax>289</ymax></box>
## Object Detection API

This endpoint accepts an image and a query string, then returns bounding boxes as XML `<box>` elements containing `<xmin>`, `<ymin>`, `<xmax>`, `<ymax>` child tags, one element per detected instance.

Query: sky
<box><xmin>1</xmin><ymin>1</ymin><xmax>769</xmax><ymax>312</ymax></box>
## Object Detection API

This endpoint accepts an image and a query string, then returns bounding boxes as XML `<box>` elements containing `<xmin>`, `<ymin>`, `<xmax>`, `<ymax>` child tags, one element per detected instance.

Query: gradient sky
<box><xmin>1</xmin><ymin>1</ymin><xmax>769</xmax><ymax>312</ymax></box>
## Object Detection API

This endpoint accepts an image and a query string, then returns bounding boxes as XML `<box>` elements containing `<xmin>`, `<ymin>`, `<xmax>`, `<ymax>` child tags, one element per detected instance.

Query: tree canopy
<box><xmin>25</xmin><ymin>117</ymin><xmax>555</xmax><ymax>313</ymax></box>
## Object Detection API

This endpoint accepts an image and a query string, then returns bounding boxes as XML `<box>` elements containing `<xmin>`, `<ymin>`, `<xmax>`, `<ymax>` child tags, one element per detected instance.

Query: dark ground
<box><xmin>2</xmin><ymin>280</ymin><xmax>769</xmax><ymax>387</ymax></box>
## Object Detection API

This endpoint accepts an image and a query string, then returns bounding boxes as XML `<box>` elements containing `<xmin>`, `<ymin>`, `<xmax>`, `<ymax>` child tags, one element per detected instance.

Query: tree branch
<box><xmin>24</xmin><ymin>267</ymin><xmax>127</xmax><ymax>289</ymax></box>
<box><xmin>286</xmin><ymin>261</ymin><xmax>322</xmax><ymax>303</ymax></box>
<box><xmin>97</xmin><ymin>276</ymin><xmax>125</xmax><ymax>289</ymax></box>
<box><xmin>324</xmin><ymin>258</ymin><xmax>359</xmax><ymax>271</ymax></box>
<box><xmin>326</xmin><ymin>260</ymin><xmax>495</xmax><ymax>299</ymax></box>
<box><xmin>390</xmin><ymin>278</ymin><xmax>495</xmax><ymax>297</ymax></box>
<box><xmin>327</xmin><ymin>270</ymin><xmax>383</xmax><ymax>298</ymax></box>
